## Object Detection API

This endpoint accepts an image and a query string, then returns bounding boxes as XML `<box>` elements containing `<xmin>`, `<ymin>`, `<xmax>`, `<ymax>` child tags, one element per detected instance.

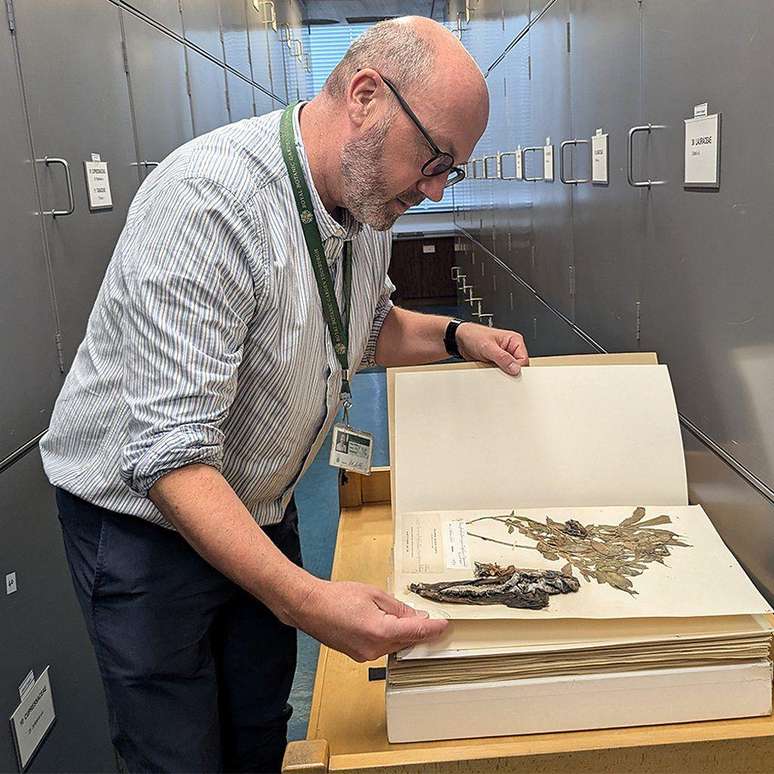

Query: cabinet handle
<box><xmin>627</xmin><ymin>124</ymin><xmax>666</xmax><ymax>188</ymax></box>
<box><xmin>38</xmin><ymin>157</ymin><xmax>75</xmax><ymax>218</ymax></box>
<box><xmin>497</xmin><ymin>151</ymin><xmax>519</xmax><ymax>180</ymax></box>
<box><xmin>560</xmin><ymin>139</ymin><xmax>591</xmax><ymax>184</ymax></box>
<box><xmin>483</xmin><ymin>155</ymin><xmax>498</xmax><ymax>179</ymax></box>
<box><xmin>253</xmin><ymin>1</ymin><xmax>277</xmax><ymax>31</ymax></box>
<box><xmin>522</xmin><ymin>146</ymin><xmax>544</xmax><ymax>181</ymax></box>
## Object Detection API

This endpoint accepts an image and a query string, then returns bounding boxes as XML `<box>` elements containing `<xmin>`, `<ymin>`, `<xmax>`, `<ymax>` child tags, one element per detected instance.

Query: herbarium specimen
<box><xmin>409</xmin><ymin>561</ymin><xmax>580</xmax><ymax>609</ymax></box>
<box><xmin>465</xmin><ymin>506</ymin><xmax>690</xmax><ymax>595</ymax></box>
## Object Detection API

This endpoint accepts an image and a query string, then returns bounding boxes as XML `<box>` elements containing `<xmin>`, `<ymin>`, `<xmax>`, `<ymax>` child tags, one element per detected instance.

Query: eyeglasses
<box><xmin>380</xmin><ymin>74</ymin><xmax>466</xmax><ymax>188</ymax></box>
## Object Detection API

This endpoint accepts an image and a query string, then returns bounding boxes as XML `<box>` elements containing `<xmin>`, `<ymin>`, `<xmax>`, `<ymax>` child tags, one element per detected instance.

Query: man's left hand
<box><xmin>456</xmin><ymin>323</ymin><xmax>529</xmax><ymax>376</ymax></box>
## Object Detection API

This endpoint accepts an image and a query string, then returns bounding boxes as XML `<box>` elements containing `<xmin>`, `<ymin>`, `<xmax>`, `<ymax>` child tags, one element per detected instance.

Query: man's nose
<box><xmin>416</xmin><ymin>174</ymin><xmax>447</xmax><ymax>202</ymax></box>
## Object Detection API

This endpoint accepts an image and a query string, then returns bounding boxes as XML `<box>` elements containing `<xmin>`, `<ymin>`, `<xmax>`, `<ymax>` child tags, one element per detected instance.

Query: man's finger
<box><xmin>372</xmin><ymin>590</ymin><xmax>426</xmax><ymax>619</ymax></box>
<box><xmin>488</xmin><ymin>342</ymin><xmax>521</xmax><ymax>376</ymax></box>
<box><xmin>502</xmin><ymin>333</ymin><xmax>530</xmax><ymax>365</ymax></box>
<box><xmin>387</xmin><ymin>614</ymin><xmax>449</xmax><ymax>646</ymax></box>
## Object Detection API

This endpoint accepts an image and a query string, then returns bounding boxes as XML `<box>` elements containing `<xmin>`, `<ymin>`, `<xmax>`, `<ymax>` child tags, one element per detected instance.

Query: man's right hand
<box><xmin>151</xmin><ymin>465</ymin><xmax>448</xmax><ymax>663</ymax></box>
<box><xmin>290</xmin><ymin>578</ymin><xmax>449</xmax><ymax>662</ymax></box>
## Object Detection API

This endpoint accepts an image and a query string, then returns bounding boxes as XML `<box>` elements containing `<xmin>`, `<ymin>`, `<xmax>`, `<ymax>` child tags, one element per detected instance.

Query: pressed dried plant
<box><xmin>465</xmin><ymin>507</ymin><xmax>691</xmax><ymax>595</ymax></box>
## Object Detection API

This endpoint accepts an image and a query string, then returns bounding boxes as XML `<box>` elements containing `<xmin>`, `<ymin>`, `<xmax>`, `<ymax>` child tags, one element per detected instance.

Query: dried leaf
<box><xmin>638</xmin><ymin>515</ymin><xmax>673</xmax><ymax>527</ymax></box>
<box><xmin>560</xmin><ymin>563</ymin><xmax>573</xmax><ymax>576</ymax></box>
<box><xmin>621</xmin><ymin>506</ymin><xmax>647</xmax><ymax>526</ymax></box>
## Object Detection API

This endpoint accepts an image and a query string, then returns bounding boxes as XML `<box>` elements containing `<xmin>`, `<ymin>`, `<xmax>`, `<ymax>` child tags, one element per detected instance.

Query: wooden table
<box><xmin>282</xmin><ymin>355</ymin><xmax>774</xmax><ymax>773</ymax></box>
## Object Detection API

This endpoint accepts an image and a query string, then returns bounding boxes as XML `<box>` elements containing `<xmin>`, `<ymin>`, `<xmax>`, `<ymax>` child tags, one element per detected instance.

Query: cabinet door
<box><xmin>247</xmin><ymin>0</ymin><xmax>278</xmax><ymax>114</ymax></box>
<box><xmin>187</xmin><ymin>47</ymin><xmax>230</xmax><ymax>135</ymax></box>
<box><xmin>180</xmin><ymin>0</ymin><xmax>224</xmax><ymax>60</ymax></box>
<box><xmin>123</xmin><ymin>11</ymin><xmax>194</xmax><ymax>179</ymax></box>
<box><xmin>0</xmin><ymin>453</ymin><xmax>114</xmax><ymax>772</ymax></box>
<box><xmin>268</xmin><ymin>2</ymin><xmax>290</xmax><ymax>106</ymax></box>
<box><xmin>501</xmin><ymin>1</ymin><xmax>533</xmax><ymax>281</ymax></box>
<box><xmin>220</xmin><ymin>0</ymin><xmax>256</xmax><ymax>120</ymax></box>
<box><xmin>124</xmin><ymin>0</ymin><xmax>184</xmax><ymax>33</ymax></box>
<box><xmin>569</xmin><ymin>0</ymin><xmax>643</xmax><ymax>351</ymax></box>
<box><xmin>640</xmin><ymin>0</ymin><xmax>774</xmax><ymax>488</ymax></box>
<box><xmin>528</xmin><ymin>0</ymin><xmax>574</xmax><ymax>319</ymax></box>
<box><xmin>0</xmin><ymin>21</ymin><xmax>61</xmax><ymax>458</ymax></box>
<box><xmin>13</xmin><ymin>0</ymin><xmax>140</xmax><ymax>370</ymax></box>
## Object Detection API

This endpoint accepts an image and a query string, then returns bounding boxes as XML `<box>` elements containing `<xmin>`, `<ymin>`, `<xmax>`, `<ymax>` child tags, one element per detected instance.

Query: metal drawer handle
<box><xmin>451</xmin><ymin>266</ymin><xmax>461</xmax><ymax>280</ymax></box>
<box><xmin>483</xmin><ymin>155</ymin><xmax>498</xmax><ymax>179</ymax></box>
<box><xmin>560</xmin><ymin>139</ymin><xmax>591</xmax><ymax>184</ymax></box>
<box><xmin>478</xmin><ymin>313</ymin><xmax>494</xmax><ymax>327</ymax></box>
<box><xmin>497</xmin><ymin>151</ymin><xmax>519</xmax><ymax>180</ymax></box>
<box><xmin>470</xmin><ymin>159</ymin><xmax>482</xmax><ymax>179</ymax></box>
<box><xmin>291</xmin><ymin>39</ymin><xmax>303</xmax><ymax>60</ymax></box>
<box><xmin>522</xmin><ymin>146</ymin><xmax>544</xmax><ymax>181</ymax></box>
<box><xmin>253</xmin><ymin>1</ymin><xmax>277</xmax><ymax>31</ymax></box>
<box><xmin>38</xmin><ymin>156</ymin><xmax>75</xmax><ymax>218</ymax></box>
<box><xmin>279</xmin><ymin>22</ymin><xmax>292</xmax><ymax>45</ymax></box>
<box><xmin>627</xmin><ymin>124</ymin><xmax>666</xmax><ymax>188</ymax></box>
<box><xmin>131</xmin><ymin>160</ymin><xmax>159</xmax><ymax>168</ymax></box>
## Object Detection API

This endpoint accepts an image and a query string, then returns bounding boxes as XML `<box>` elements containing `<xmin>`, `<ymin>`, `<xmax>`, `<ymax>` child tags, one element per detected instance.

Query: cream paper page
<box><xmin>392</xmin><ymin>364</ymin><xmax>688</xmax><ymax>516</ymax></box>
<box><xmin>399</xmin><ymin>615</ymin><xmax>773</xmax><ymax>660</ymax></box>
<box><xmin>393</xmin><ymin>505</ymin><xmax>773</xmax><ymax>620</ymax></box>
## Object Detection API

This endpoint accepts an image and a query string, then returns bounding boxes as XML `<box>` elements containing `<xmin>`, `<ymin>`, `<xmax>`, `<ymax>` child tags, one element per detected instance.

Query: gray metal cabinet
<box><xmin>123</xmin><ymin>11</ymin><xmax>194</xmax><ymax>180</ymax></box>
<box><xmin>527</xmin><ymin>0</ymin><xmax>574</xmax><ymax>319</ymax></box>
<box><xmin>124</xmin><ymin>0</ymin><xmax>184</xmax><ymax>34</ymax></box>
<box><xmin>0</xmin><ymin>452</ymin><xmax>114</xmax><ymax>772</ymax></box>
<box><xmin>0</xmin><ymin>21</ymin><xmax>61</xmax><ymax>460</ymax></box>
<box><xmin>180</xmin><ymin>0</ymin><xmax>225</xmax><ymax>61</ymax></box>
<box><xmin>13</xmin><ymin>0</ymin><xmax>140</xmax><ymax>370</ymax></box>
<box><xmin>246</xmin><ymin>0</ymin><xmax>279</xmax><ymax>114</ymax></box>
<box><xmin>267</xmin><ymin>3</ymin><xmax>289</xmax><ymax>106</ymax></box>
<box><xmin>227</xmin><ymin>70</ymin><xmax>258</xmax><ymax>121</ymax></box>
<box><xmin>220</xmin><ymin>0</ymin><xmax>256</xmax><ymax>120</ymax></box>
<box><xmin>186</xmin><ymin>46</ymin><xmax>231</xmax><ymax>136</ymax></box>
<box><xmin>640</xmin><ymin>0</ymin><xmax>774</xmax><ymax>490</ymax></box>
<box><xmin>499</xmin><ymin>1</ymin><xmax>532</xmax><ymax>282</ymax></box>
<box><xmin>569</xmin><ymin>0</ymin><xmax>643</xmax><ymax>352</ymax></box>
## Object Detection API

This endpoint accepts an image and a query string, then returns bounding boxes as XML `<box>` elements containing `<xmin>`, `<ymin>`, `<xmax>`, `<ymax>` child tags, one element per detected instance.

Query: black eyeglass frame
<box><xmin>379</xmin><ymin>74</ymin><xmax>466</xmax><ymax>188</ymax></box>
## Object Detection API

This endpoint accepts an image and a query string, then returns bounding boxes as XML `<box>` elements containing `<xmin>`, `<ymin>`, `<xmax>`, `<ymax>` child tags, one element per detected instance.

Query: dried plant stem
<box><xmin>465</xmin><ymin>531</ymin><xmax>536</xmax><ymax>551</ymax></box>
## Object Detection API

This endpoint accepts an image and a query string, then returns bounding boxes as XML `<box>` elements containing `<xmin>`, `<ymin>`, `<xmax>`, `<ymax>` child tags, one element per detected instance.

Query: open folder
<box><xmin>385</xmin><ymin>362</ymin><xmax>773</xmax><ymax>742</ymax></box>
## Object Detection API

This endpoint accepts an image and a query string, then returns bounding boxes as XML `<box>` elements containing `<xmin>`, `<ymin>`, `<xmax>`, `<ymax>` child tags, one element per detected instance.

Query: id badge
<box><xmin>329</xmin><ymin>424</ymin><xmax>373</xmax><ymax>475</ymax></box>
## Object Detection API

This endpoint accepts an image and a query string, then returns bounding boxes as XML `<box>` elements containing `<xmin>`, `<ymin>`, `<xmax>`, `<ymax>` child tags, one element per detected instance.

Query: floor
<box><xmin>287</xmin><ymin>305</ymin><xmax>464</xmax><ymax>741</ymax></box>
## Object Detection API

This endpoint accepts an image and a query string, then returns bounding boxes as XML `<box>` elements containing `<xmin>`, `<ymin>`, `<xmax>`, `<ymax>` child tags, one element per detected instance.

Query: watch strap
<box><xmin>444</xmin><ymin>318</ymin><xmax>465</xmax><ymax>359</ymax></box>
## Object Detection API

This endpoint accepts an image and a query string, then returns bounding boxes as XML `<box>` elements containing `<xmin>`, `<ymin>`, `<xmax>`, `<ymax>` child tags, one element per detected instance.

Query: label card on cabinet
<box><xmin>84</xmin><ymin>160</ymin><xmax>113</xmax><ymax>210</ymax></box>
<box><xmin>543</xmin><ymin>139</ymin><xmax>554</xmax><ymax>181</ymax></box>
<box><xmin>10</xmin><ymin>667</ymin><xmax>56</xmax><ymax>770</ymax></box>
<box><xmin>592</xmin><ymin>130</ymin><xmax>609</xmax><ymax>185</ymax></box>
<box><xmin>684</xmin><ymin>112</ymin><xmax>721</xmax><ymax>188</ymax></box>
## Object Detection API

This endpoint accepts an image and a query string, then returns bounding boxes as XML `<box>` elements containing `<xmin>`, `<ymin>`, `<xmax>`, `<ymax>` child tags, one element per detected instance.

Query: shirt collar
<box><xmin>292</xmin><ymin>102</ymin><xmax>361</xmax><ymax>245</ymax></box>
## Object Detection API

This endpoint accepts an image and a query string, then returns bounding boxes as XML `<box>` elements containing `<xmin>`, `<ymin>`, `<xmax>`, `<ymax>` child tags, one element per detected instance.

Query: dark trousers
<box><xmin>56</xmin><ymin>488</ymin><xmax>302</xmax><ymax>774</ymax></box>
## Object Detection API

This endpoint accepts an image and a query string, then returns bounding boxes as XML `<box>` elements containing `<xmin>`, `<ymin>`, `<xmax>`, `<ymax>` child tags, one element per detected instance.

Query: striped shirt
<box><xmin>40</xmin><ymin>105</ymin><xmax>394</xmax><ymax>528</ymax></box>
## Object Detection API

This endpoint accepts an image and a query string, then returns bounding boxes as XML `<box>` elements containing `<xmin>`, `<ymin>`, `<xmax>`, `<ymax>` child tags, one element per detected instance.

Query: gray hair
<box><xmin>323</xmin><ymin>18</ymin><xmax>435</xmax><ymax>100</ymax></box>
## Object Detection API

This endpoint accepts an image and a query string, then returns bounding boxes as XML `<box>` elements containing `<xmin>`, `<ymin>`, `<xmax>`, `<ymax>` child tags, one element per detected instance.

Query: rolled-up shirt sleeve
<box><xmin>119</xmin><ymin>175</ymin><xmax>262</xmax><ymax>497</ymax></box>
<box><xmin>360</xmin><ymin>273</ymin><xmax>396</xmax><ymax>371</ymax></box>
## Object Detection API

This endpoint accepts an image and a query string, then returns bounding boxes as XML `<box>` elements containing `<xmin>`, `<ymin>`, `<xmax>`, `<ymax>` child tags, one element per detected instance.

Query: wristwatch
<box><xmin>444</xmin><ymin>318</ymin><xmax>465</xmax><ymax>359</ymax></box>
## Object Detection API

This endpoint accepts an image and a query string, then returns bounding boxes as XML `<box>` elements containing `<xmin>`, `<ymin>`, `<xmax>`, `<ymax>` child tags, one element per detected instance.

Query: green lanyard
<box><xmin>279</xmin><ymin>104</ymin><xmax>353</xmax><ymax>413</ymax></box>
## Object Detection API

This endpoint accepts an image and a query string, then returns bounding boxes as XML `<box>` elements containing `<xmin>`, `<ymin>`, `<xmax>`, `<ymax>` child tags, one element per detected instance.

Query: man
<box><xmin>41</xmin><ymin>16</ymin><xmax>528</xmax><ymax>773</ymax></box>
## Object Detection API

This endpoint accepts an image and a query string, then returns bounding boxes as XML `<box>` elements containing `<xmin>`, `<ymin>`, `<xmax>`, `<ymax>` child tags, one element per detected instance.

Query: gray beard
<box><xmin>340</xmin><ymin>120</ymin><xmax>405</xmax><ymax>231</ymax></box>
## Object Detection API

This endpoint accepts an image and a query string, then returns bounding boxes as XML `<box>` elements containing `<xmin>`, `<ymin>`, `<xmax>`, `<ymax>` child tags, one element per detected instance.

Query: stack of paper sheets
<box><xmin>386</xmin><ymin>365</ymin><xmax>773</xmax><ymax>743</ymax></box>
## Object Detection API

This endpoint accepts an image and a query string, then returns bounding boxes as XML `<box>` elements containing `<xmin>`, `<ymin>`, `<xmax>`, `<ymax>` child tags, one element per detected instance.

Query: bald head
<box><xmin>324</xmin><ymin>16</ymin><xmax>488</xmax><ymax>121</ymax></box>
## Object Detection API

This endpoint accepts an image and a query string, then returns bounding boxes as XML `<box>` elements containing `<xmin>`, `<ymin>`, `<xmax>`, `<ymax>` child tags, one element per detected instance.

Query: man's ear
<box><xmin>346</xmin><ymin>68</ymin><xmax>383</xmax><ymax>128</ymax></box>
